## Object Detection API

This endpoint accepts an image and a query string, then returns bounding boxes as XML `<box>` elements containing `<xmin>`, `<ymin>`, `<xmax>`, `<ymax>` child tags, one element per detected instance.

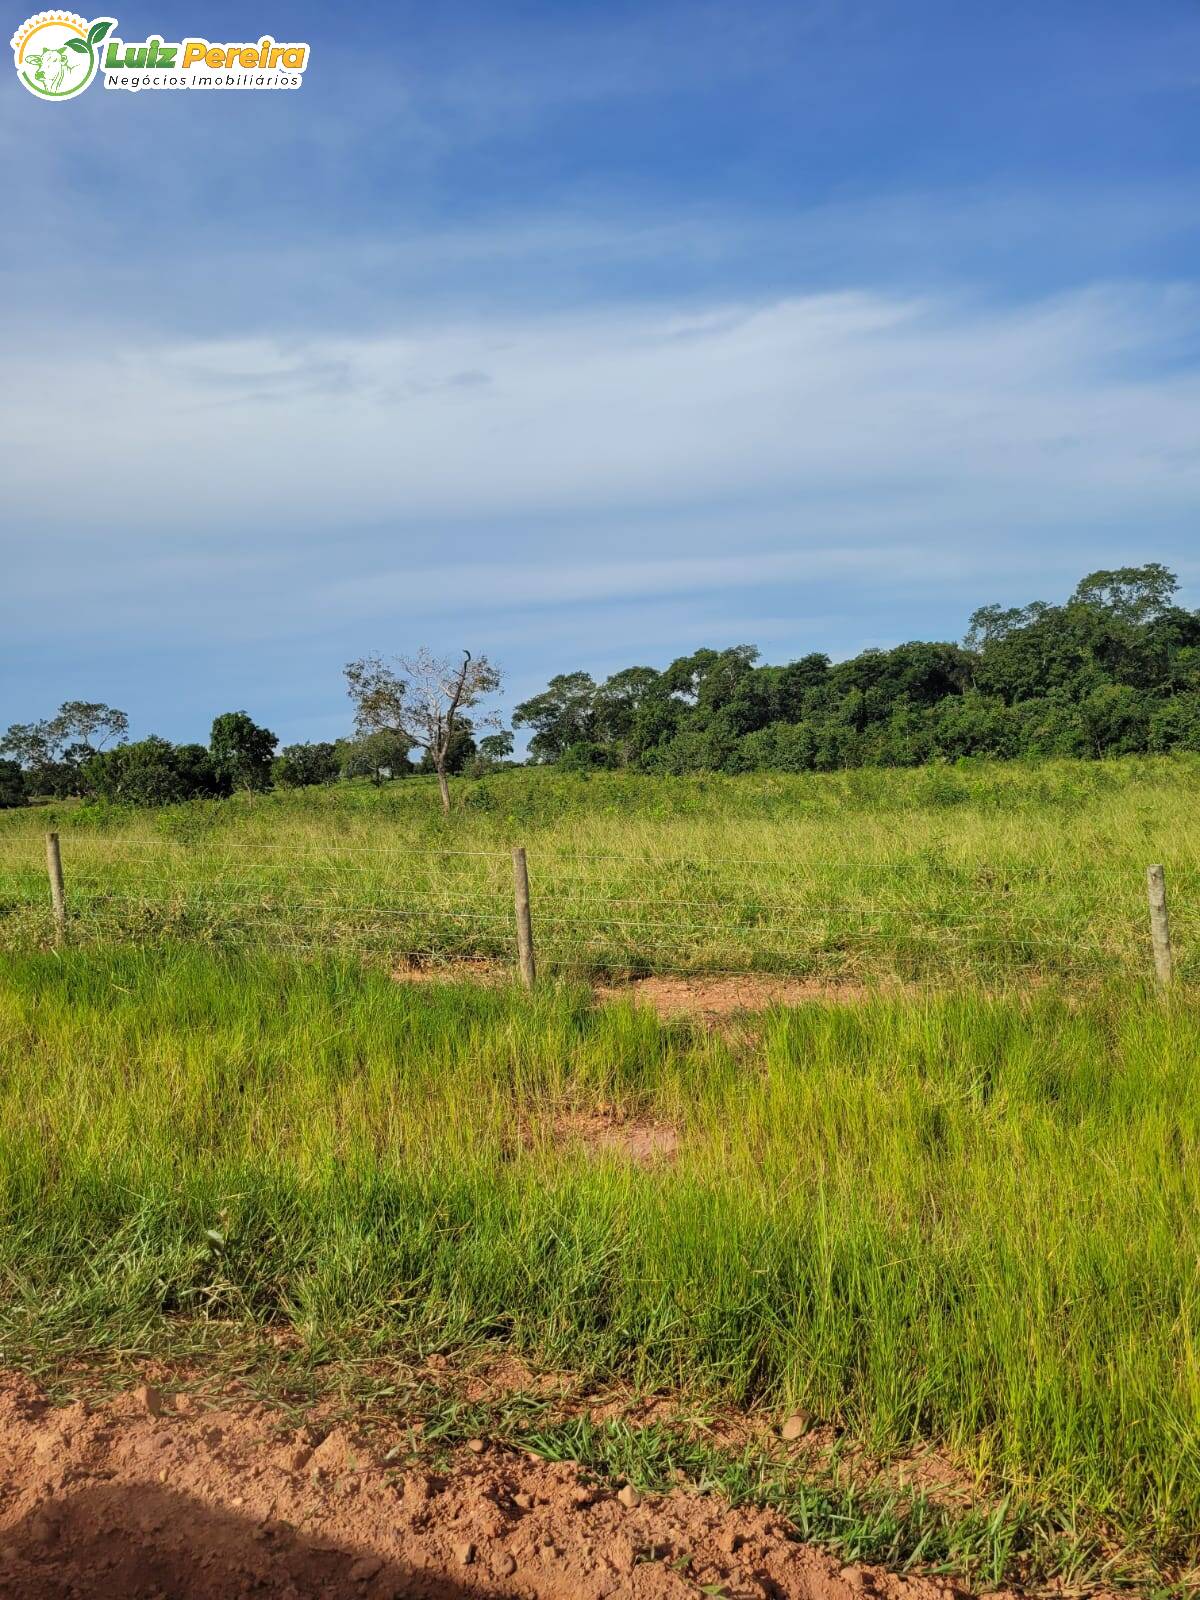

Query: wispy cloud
<box><xmin>6</xmin><ymin>284</ymin><xmax>1198</xmax><ymax>539</ymax></box>
<box><xmin>3</xmin><ymin>277</ymin><xmax>1197</xmax><ymax>745</ymax></box>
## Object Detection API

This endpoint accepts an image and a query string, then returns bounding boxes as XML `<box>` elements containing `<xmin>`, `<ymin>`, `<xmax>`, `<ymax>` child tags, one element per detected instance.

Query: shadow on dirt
<box><xmin>1</xmin><ymin>1481</ymin><xmax>501</xmax><ymax>1599</ymax></box>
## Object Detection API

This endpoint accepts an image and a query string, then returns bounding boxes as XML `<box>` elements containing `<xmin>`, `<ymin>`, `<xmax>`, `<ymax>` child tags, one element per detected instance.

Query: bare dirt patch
<box><xmin>0</xmin><ymin>1372</ymin><xmax>1004</xmax><ymax>1600</ymax></box>
<box><xmin>593</xmin><ymin>974</ymin><xmax>877</xmax><ymax>1021</ymax></box>
<box><xmin>391</xmin><ymin>958</ymin><xmax>883</xmax><ymax>1021</ymax></box>
<box><xmin>550</xmin><ymin>1110</ymin><xmax>680</xmax><ymax>1166</ymax></box>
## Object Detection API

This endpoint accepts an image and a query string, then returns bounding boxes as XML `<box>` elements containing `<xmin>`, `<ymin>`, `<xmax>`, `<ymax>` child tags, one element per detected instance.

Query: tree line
<box><xmin>0</xmin><ymin>651</ymin><xmax>508</xmax><ymax>810</ymax></box>
<box><xmin>3</xmin><ymin>564</ymin><xmax>1197</xmax><ymax>808</ymax></box>
<box><xmin>511</xmin><ymin>563</ymin><xmax>1200</xmax><ymax>772</ymax></box>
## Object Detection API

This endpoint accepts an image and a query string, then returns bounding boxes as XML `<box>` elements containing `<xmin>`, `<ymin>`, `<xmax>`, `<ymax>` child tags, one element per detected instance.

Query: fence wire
<box><xmin>0</xmin><ymin>834</ymin><xmax>1190</xmax><ymax>983</ymax></box>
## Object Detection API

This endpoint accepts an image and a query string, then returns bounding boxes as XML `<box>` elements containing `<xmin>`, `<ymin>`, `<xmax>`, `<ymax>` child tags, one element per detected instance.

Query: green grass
<box><xmin>1</xmin><ymin>943</ymin><xmax>1197</xmax><ymax>1581</ymax></box>
<box><xmin>1</xmin><ymin>757</ymin><xmax>1199</xmax><ymax>980</ymax></box>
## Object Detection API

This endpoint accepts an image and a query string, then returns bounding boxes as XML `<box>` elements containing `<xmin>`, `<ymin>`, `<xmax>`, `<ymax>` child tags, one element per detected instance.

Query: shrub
<box><xmin>0</xmin><ymin>759</ymin><xmax>25</xmax><ymax>808</ymax></box>
<box><xmin>83</xmin><ymin>737</ymin><xmax>229</xmax><ymax>806</ymax></box>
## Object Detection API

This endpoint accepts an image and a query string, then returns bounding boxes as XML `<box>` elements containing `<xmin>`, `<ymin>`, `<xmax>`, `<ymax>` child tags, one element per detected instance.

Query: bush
<box><xmin>83</xmin><ymin>738</ymin><xmax>229</xmax><ymax>806</ymax></box>
<box><xmin>731</xmin><ymin>722</ymin><xmax>818</xmax><ymax>773</ymax></box>
<box><xmin>557</xmin><ymin>741</ymin><xmax>615</xmax><ymax>775</ymax></box>
<box><xmin>0</xmin><ymin>759</ymin><xmax>25</xmax><ymax>808</ymax></box>
<box><xmin>1148</xmin><ymin>692</ymin><xmax>1200</xmax><ymax>754</ymax></box>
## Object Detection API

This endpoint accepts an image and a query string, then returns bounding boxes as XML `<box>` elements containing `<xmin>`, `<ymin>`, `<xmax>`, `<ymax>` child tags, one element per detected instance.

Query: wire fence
<box><xmin>0</xmin><ymin>830</ymin><xmax>1190</xmax><ymax>987</ymax></box>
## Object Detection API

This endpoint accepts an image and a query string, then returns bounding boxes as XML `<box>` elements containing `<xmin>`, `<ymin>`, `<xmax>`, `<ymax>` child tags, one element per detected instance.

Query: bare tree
<box><xmin>344</xmin><ymin>648</ymin><xmax>502</xmax><ymax>813</ymax></box>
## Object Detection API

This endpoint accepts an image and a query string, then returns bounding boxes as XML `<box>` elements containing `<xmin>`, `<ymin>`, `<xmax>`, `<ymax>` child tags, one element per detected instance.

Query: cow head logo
<box><xmin>11</xmin><ymin>12</ymin><xmax>114</xmax><ymax>99</ymax></box>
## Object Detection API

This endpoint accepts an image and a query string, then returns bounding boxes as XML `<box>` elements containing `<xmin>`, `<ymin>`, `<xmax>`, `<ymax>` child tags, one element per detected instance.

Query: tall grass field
<box><xmin>1</xmin><ymin>761</ymin><xmax>1198</xmax><ymax>1578</ymax></box>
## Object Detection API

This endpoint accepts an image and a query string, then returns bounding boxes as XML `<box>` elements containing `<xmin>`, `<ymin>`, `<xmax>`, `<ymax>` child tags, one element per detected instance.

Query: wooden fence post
<box><xmin>45</xmin><ymin>831</ymin><xmax>67</xmax><ymax>946</ymax></box>
<box><xmin>1146</xmin><ymin>864</ymin><xmax>1172</xmax><ymax>987</ymax></box>
<box><xmin>512</xmin><ymin>846</ymin><xmax>536</xmax><ymax>989</ymax></box>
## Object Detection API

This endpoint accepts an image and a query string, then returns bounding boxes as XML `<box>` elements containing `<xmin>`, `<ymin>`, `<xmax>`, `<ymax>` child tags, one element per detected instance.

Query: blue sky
<box><xmin>3</xmin><ymin>0</ymin><xmax>1199</xmax><ymax>747</ymax></box>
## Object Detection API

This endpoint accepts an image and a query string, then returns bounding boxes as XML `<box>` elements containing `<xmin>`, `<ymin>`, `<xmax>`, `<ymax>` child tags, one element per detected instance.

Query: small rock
<box><xmin>174</xmin><ymin>1394</ymin><xmax>195</xmax><ymax>1415</ymax></box>
<box><xmin>513</xmin><ymin>1491</ymin><xmax>534</xmax><ymax>1510</ymax></box>
<box><xmin>570</xmin><ymin>1486</ymin><xmax>592</xmax><ymax>1508</ymax></box>
<box><xmin>780</xmin><ymin>1411</ymin><xmax>811</xmax><ymax>1441</ymax></box>
<box><xmin>840</xmin><ymin>1564</ymin><xmax>870</xmax><ymax>1592</ymax></box>
<box><xmin>616</xmin><ymin>1483</ymin><xmax>641</xmax><ymax>1509</ymax></box>
<box><xmin>349</xmin><ymin>1555</ymin><xmax>382</xmax><ymax>1582</ymax></box>
<box><xmin>720</xmin><ymin>1529</ymin><xmax>743</xmax><ymax>1555</ymax></box>
<box><xmin>466</xmin><ymin>1437</ymin><xmax>486</xmax><ymax>1454</ymax></box>
<box><xmin>455</xmin><ymin>1541</ymin><xmax>476</xmax><ymax>1566</ymax></box>
<box><xmin>493</xmin><ymin>1552</ymin><xmax>517</xmax><ymax>1577</ymax></box>
<box><xmin>135</xmin><ymin>1384</ymin><xmax>166</xmax><ymax>1418</ymax></box>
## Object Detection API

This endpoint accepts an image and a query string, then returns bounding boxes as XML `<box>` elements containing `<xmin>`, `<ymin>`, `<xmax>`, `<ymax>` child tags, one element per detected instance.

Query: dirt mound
<box><xmin>0</xmin><ymin>1373</ymin><xmax>986</xmax><ymax>1600</ymax></box>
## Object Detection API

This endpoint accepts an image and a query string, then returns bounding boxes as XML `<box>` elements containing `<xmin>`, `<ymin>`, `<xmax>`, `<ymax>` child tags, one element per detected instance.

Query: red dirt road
<box><xmin>0</xmin><ymin>1374</ymin><xmax>990</xmax><ymax>1600</ymax></box>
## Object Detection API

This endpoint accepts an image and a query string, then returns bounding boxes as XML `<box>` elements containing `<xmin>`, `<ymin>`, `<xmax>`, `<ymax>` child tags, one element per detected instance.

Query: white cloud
<box><xmin>5</xmin><ymin>283</ymin><xmax>1200</xmax><ymax>539</ymax></box>
<box><xmin>2</xmin><ymin>279</ymin><xmax>1198</xmax><ymax>708</ymax></box>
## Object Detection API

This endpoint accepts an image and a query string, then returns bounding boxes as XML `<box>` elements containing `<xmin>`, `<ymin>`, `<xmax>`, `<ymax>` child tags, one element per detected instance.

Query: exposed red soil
<box><xmin>547</xmin><ymin>1110</ymin><xmax>680</xmax><ymax>1165</ymax></box>
<box><xmin>392</xmin><ymin>959</ymin><xmax>880</xmax><ymax>1021</ymax></box>
<box><xmin>0</xmin><ymin>1373</ymin><xmax>998</xmax><ymax>1600</ymax></box>
<box><xmin>450</xmin><ymin>1357</ymin><xmax>976</xmax><ymax>1517</ymax></box>
<box><xmin>592</xmin><ymin>974</ymin><xmax>877</xmax><ymax>1021</ymax></box>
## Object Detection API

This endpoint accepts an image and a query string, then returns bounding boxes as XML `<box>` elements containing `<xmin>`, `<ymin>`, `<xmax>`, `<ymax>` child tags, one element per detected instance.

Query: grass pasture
<box><xmin>1</xmin><ymin>760</ymin><xmax>1199</xmax><ymax>1583</ymax></box>
<box><xmin>1</xmin><ymin>758</ymin><xmax>1198</xmax><ymax>982</ymax></box>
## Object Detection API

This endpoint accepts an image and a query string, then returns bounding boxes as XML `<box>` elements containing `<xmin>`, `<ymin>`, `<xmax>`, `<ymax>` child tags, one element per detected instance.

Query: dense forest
<box><xmin>512</xmin><ymin>562</ymin><xmax>1200</xmax><ymax>772</ymax></box>
<box><xmin>3</xmin><ymin>563</ymin><xmax>1199</xmax><ymax>806</ymax></box>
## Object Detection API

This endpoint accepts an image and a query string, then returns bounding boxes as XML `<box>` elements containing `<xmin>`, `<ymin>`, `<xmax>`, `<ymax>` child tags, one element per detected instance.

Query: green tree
<box><xmin>335</xmin><ymin>732</ymin><xmax>414</xmax><ymax>784</ymax></box>
<box><xmin>1070</xmin><ymin>563</ymin><xmax>1178</xmax><ymax>625</ymax></box>
<box><xmin>477</xmin><ymin>730</ymin><xmax>514</xmax><ymax>763</ymax></box>
<box><xmin>663</xmin><ymin>645</ymin><xmax>759</xmax><ymax>709</ymax></box>
<box><xmin>0</xmin><ymin>723</ymin><xmax>57</xmax><ymax>795</ymax></box>
<box><xmin>0</xmin><ymin>758</ymin><xmax>25</xmax><ymax>808</ymax></box>
<box><xmin>513</xmin><ymin>672</ymin><xmax>598</xmax><ymax>763</ymax></box>
<box><xmin>48</xmin><ymin>701</ymin><xmax>128</xmax><ymax>756</ymax></box>
<box><xmin>84</xmin><ymin>738</ymin><xmax>227</xmax><ymax>805</ymax></box>
<box><xmin>0</xmin><ymin>702</ymin><xmax>128</xmax><ymax>798</ymax></box>
<box><xmin>593</xmin><ymin>667</ymin><xmax>662</xmax><ymax>762</ymax></box>
<box><xmin>1148</xmin><ymin>692</ymin><xmax>1200</xmax><ymax>753</ymax></box>
<box><xmin>210</xmin><ymin>711</ymin><xmax>277</xmax><ymax>793</ymax></box>
<box><xmin>272</xmin><ymin>742</ymin><xmax>339</xmax><ymax>789</ymax></box>
<box><xmin>467</xmin><ymin>731</ymin><xmax>515</xmax><ymax>775</ymax></box>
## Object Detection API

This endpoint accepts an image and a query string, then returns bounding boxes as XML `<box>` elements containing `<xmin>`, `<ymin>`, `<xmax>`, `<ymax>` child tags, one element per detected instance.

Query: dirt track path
<box><xmin>0</xmin><ymin>1375</ymin><xmax>987</xmax><ymax>1600</ymax></box>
